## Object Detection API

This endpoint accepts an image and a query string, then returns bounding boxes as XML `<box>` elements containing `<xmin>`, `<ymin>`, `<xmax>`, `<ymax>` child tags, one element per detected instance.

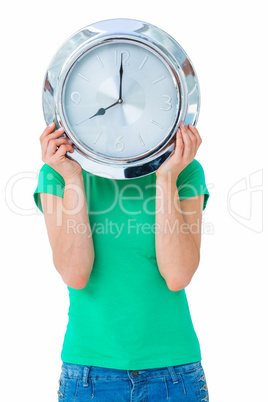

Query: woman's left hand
<box><xmin>155</xmin><ymin>121</ymin><xmax>202</xmax><ymax>181</ymax></box>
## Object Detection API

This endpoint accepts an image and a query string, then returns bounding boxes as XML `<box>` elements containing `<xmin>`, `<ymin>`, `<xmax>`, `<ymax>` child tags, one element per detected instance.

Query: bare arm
<box><xmin>39</xmin><ymin>122</ymin><xmax>94</xmax><ymax>289</ymax></box>
<box><xmin>40</xmin><ymin>174</ymin><xmax>94</xmax><ymax>289</ymax></box>
<box><xmin>155</xmin><ymin>121</ymin><xmax>203</xmax><ymax>291</ymax></box>
<box><xmin>155</xmin><ymin>181</ymin><xmax>203</xmax><ymax>291</ymax></box>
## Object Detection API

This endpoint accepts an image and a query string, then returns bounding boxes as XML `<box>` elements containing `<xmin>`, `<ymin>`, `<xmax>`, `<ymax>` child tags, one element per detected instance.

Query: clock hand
<box><xmin>76</xmin><ymin>54</ymin><xmax>125</xmax><ymax>126</ymax></box>
<box><xmin>76</xmin><ymin>99</ymin><xmax>123</xmax><ymax>125</ymax></box>
<box><xmin>119</xmin><ymin>53</ymin><xmax>123</xmax><ymax>101</ymax></box>
<box><xmin>89</xmin><ymin>99</ymin><xmax>124</xmax><ymax>119</ymax></box>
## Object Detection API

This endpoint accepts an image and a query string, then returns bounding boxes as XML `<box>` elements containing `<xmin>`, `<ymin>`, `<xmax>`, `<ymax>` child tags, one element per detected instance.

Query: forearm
<box><xmin>155</xmin><ymin>177</ymin><xmax>199</xmax><ymax>291</ymax></box>
<box><xmin>53</xmin><ymin>173</ymin><xmax>94</xmax><ymax>287</ymax></box>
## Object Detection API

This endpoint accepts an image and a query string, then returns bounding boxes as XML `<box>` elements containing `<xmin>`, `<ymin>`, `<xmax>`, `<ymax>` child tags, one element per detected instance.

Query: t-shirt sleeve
<box><xmin>33</xmin><ymin>164</ymin><xmax>65</xmax><ymax>213</ymax></box>
<box><xmin>176</xmin><ymin>159</ymin><xmax>210</xmax><ymax>211</ymax></box>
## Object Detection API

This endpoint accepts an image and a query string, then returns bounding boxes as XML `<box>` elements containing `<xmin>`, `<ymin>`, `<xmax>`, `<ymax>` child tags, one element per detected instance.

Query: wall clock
<box><xmin>42</xmin><ymin>18</ymin><xmax>200</xmax><ymax>179</ymax></box>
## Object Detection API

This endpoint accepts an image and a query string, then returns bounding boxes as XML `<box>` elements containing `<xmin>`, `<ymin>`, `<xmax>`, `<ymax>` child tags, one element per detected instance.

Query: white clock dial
<box><xmin>62</xmin><ymin>41</ymin><xmax>180</xmax><ymax>159</ymax></box>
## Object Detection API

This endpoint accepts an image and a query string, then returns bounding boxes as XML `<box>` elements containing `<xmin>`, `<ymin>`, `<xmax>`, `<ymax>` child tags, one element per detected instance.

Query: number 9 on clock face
<box><xmin>62</xmin><ymin>41</ymin><xmax>180</xmax><ymax>160</ymax></box>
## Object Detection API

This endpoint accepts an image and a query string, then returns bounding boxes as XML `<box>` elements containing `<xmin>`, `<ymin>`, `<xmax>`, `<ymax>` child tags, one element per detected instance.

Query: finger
<box><xmin>180</xmin><ymin>122</ymin><xmax>193</xmax><ymax>160</ymax></box>
<box><xmin>41</xmin><ymin>126</ymin><xmax>65</xmax><ymax>157</ymax></box>
<box><xmin>185</xmin><ymin>125</ymin><xmax>198</xmax><ymax>154</ymax></box>
<box><xmin>40</xmin><ymin>122</ymin><xmax>56</xmax><ymax>141</ymax></box>
<box><xmin>54</xmin><ymin>144</ymin><xmax>74</xmax><ymax>161</ymax></box>
<box><xmin>45</xmin><ymin>137</ymin><xmax>72</xmax><ymax>159</ymax></box>
<box><xmin>40</xmin><ymin>123</ymin><xmax>65</xmax><ymax>143</ymax></box>
<box><xmin>174</xmin><ymin>128</ymin><xmax>184</xmax><ymax>158</ymax></box>
<box><xmin>189</xmin><ymin>124</ymin><xmax>202</xmax><ymax>148</ymax></box>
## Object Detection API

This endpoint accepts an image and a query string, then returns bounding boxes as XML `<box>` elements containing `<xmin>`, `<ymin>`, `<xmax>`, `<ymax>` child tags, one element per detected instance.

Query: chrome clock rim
<box><xmin>42</xmin><ymin>18</ymin><xmax>200</xmax><ymax>179</ymax></box>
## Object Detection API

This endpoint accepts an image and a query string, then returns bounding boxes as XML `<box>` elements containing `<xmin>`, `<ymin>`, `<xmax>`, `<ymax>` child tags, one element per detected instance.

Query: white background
<box><xmin>1</xmin><ymin>0</ymin><xmax>267</xmax><ymax>401</ymax></box>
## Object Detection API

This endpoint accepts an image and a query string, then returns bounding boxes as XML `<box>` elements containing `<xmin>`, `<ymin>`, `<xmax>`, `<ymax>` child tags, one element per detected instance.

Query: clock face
<box><xmin>62</xmin><ymin>41</ymin><xmax>180</xmax><ymax>160</ymax></box>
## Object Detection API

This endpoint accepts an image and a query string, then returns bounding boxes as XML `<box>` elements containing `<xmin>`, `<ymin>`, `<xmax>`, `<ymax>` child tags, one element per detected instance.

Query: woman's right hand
<box><xmin>40</xmin><ymin>122</ymin><xmax>82</xmax><ymax>181</ymax></box>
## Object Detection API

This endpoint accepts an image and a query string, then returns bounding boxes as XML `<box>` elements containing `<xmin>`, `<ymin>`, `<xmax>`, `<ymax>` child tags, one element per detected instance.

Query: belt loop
<box><xmin>82</xmin><ymin>366</ymin><xmax>91</xmax><ymax>387</ymax></box>
<box><xmin>167</xmin><ymin>366</ymin><xmax>179</xmax><ymax>384</ymax></box>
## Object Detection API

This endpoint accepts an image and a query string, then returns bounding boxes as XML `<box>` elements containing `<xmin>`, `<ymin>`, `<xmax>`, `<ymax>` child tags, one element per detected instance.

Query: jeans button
<box><xmin>202</xmin><ymin>384</ymin><xmax>208</xmax><ymax>391</ymax></box>
<box><xmin>131</xmin><ymin>370</ymin><xmax>139</xmax><ymax>378</ymax></box>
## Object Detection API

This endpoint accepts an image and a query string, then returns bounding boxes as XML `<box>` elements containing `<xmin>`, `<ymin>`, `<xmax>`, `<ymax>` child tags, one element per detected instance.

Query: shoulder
<box><xmin>177</xmin><ymin>159</ymin><xmax>205</xmax><ymax>184</ymax></box>
<box><xmin>176</xmin><ymin>159</ymin><xmax>210</xmax><ymax>210</ymax></box>
<box><xmin>37</xmin><ymin>163</ymin><xmax>65</xmax><ymax>185</ymax></box>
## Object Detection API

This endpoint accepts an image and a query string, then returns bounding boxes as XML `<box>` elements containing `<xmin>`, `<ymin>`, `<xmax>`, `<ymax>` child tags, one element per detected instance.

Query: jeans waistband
<box><xmin>61</xmin><ymin>361</ymin><xmax>202</xmax><ymax>387</ymax></box>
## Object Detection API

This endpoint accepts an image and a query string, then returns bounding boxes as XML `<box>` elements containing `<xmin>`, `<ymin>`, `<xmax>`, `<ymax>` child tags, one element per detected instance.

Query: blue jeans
<box><xmin>57</xmin><ymin>360</ymin><xmax>209</xmax><ymax>401</ymax></box>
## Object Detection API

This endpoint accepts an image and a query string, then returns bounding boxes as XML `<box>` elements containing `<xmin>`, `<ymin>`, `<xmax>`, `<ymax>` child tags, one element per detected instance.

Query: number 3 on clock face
<box><xmin>62</xmin><ymin>41</ymin><xmax>180</xmax><ymax>159</ymax></box>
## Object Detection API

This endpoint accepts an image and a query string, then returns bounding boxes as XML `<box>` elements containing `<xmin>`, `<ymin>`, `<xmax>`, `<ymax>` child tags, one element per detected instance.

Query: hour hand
<box><xmin>76</xmin><ymin>100</ymin><xmax>120</xmax><ymax>125</ymax></box>
<box><xmin>89</xmin><ymin>107</ymin><xmax>106</xmax><ymax>120</ymax></box>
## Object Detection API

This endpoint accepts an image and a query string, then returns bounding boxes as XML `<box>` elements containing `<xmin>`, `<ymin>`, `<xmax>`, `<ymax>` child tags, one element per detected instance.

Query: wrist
<box><xmin>64</xmin><ymin>171</ymin><xmax>83</xmax><ymax>185</ymax></box>
<box><xmin>155</xmin><ymin>172</ymin><xmax>179</xmax><ymax>186</ymax></box>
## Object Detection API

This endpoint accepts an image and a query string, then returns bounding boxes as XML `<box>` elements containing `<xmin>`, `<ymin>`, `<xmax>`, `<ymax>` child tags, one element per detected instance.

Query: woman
<box><xmin>33</xmin><ymin>120</ymin><xmax>210</xmax><ymax>401</ymax></box>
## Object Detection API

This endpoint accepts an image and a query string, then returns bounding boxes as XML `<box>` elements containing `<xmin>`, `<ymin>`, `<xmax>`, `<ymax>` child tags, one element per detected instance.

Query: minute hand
<box><xmin>119</xmin><ymin>53</ymin><xmax>123</xmax><ymax>100</ymax></box>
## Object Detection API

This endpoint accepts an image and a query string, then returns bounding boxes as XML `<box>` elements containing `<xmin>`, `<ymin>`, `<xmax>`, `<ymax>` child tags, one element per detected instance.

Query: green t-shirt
<box><xmin>33</xmin><ymin>159</ymin><xmax>210</xmax><ymax>370</ymax></box>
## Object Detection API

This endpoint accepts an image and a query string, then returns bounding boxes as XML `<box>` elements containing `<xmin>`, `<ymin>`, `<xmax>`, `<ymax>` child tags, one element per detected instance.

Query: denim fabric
<box><xmin>57</xmin><ymin>360</ymin><xmax>209</xmax><ymax>401</ymax></box>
